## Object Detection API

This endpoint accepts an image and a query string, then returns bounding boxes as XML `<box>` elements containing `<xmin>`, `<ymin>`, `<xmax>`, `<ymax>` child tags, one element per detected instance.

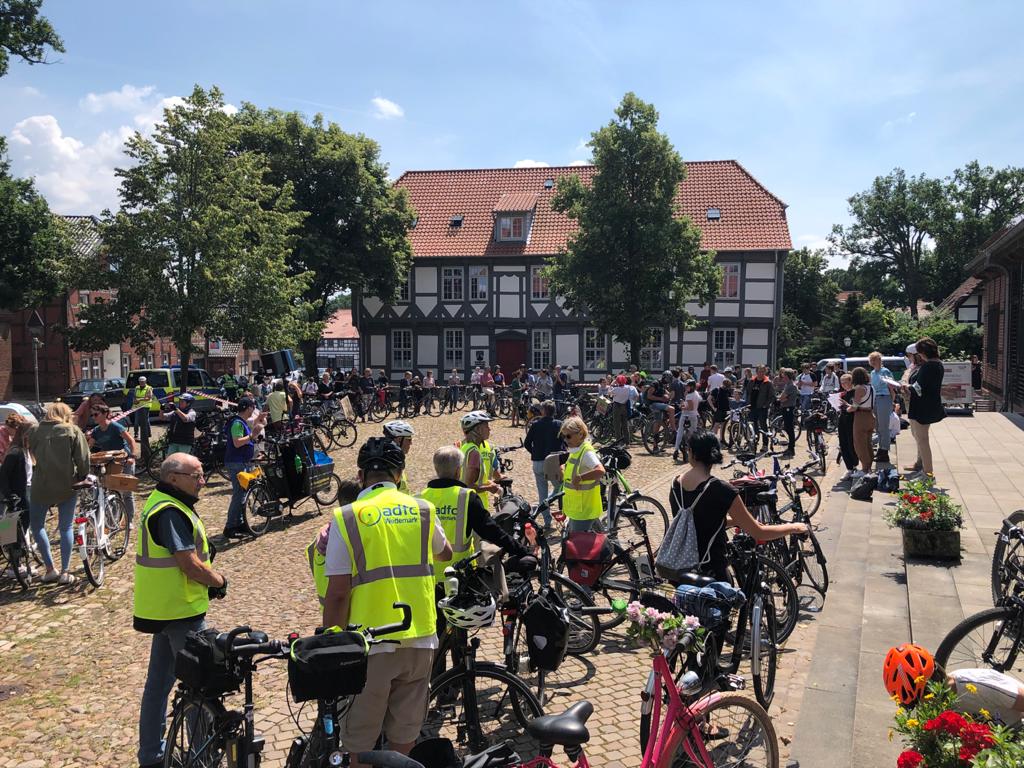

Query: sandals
<box><xmin>58</xmin><ymin>572</ymin><xmax>77</xmax><ymax>585</ymax></box>
<box><xmin>41</xmin><ymin>570</ymin><xmax>60</xmax><ymax>583</ymax></box>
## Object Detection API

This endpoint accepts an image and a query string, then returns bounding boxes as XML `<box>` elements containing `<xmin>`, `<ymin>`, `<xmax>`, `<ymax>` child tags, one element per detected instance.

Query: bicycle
<box><xmin>727</xmin><ymin>450</ymin><xmax>822</xmax><ymax>520</ymax></box>
<box><xmin>165</xmin><ymin>605</ymin><xmax>426</xmax><ymax>768</ymax></box>
<box><xmin>73</xmin><ymin>451</ymin><xmax>135</xmax><ymax>587</ymax></box>
<box><xmin>934</xmin><ymin>589</ymin><xmax>1024</xmax><ymax>678</ymax></box>
<box><xmin>1</xmin><ymin>494</ymin><xmax>38</xmax><ymax>590</ymax></box>
<box><xmin>990</xmin><ymin>510</ymin><xmax>1024</xmax><ymax>604</ymax></box>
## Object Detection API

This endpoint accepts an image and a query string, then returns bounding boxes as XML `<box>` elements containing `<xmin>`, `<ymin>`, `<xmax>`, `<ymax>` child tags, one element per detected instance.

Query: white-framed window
<box><xmin>121</xmin><ymin>355</ymin><xmax>130</xmax><ymax>379</ymax></box>
<box><xmin>718</xmin><ymin>263</ymin><xmax>740</xmax><ymax>299</ymax></box>
<box><xmin>712</xmin><ymin>328</ymin><xmax>737</xmax><ymax>369</ymax></box>
<box><xmin>161</xmin><ymin>353</ymin><xmax>170</xmax><ymax>367</ymax></box>
<box><xmin>141</xmin><ymin>353</ymin><xmax>154</xmax><ymax>368</ymax></box>
<box><xmin>392</xmin><ymin>329</ymin><xmax>413</xmax><ymax>371</ymax></box>
<box><xmin>444</xmin><ymin>329</ymin><xmax>464</xmax><ymax>369</ymax></box>
<box><xmin>532</xmin><ymin>329</ymin><xmax>552</xmax><ymax>371</ymax></box>
<box><xmin>442</xmin><ymin>267</ymin><xmax>464</xmax><ymax>302</ymax></box>
<box><xmin>78</xmin><ymin>290</ymin><xmax>90</xmax><ymax>306</ymax></box>
<box><xmin>81</xmin><ymin>358</ymin><xmax>89</xmax><ymax>381</ymax></box>
<box><xmin>584</xmin><ymin>328</ymin><xmax>607</xmax><ymax>370</ymax></box>
<box><xmin>469</xmin><ymin>266</ymin><xmax>488</xmax><ymax>300</ymax></box>
<box><xmin>498</xmin><ymin>215</ymin><xmax>525</xmax><ymax>241</ymax></box>
<box><xmin>397</xmin><ymin>271</ymin><xmax>410</xmax><ymax>303</ymax></box>
<box><xmin>91</xmin><ymin>357</ymin><xmax>102</xmax><ymax>379</ymax></box>
<box><xmin>639</xmin><ymin>328</ymin><xmax>664</xmax><ymax>372</ymax></box>
<box><xmin>530</xmin><ymin>266</ymin><xmax>550</xmax><ymax>300</ymax></box>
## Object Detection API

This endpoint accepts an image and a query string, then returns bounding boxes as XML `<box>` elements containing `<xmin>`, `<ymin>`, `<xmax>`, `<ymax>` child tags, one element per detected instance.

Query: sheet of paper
<box><xmin>828</xmin><ymin>393</ymin><xmax>844</xmax><ymax>411</ymax></box>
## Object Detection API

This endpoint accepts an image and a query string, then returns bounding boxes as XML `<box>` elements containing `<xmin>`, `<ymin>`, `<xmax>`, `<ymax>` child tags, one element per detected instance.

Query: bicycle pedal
<box><xmin>722</xmin><ymin>674</ymin><xmax>745</xmax><ymax>691</ymax></box>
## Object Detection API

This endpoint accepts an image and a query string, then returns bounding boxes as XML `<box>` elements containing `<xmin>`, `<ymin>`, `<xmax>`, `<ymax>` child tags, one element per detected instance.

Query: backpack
<box><xmin>523</xmin><ymin>587</ymin><xmax>569</xmax><ymax>672</ymax></box>
<box><xmin>877</xmin><ymin>467</ymin><xmax>900</xmax><ymax>493</ymax></box>
<box><xmin>850</xmin><ymin>474</ymin><xmax>878</xmax><ymax>502</ymax></box>
<box><xmin>655</xmin><ymin>479</ymin><xmax>722</xmax><ymax>581</ymax></box>
<box><xmin>562</xmin><ymin>532</ymin><xmax>614</xmax><ymax>587</ymax></box>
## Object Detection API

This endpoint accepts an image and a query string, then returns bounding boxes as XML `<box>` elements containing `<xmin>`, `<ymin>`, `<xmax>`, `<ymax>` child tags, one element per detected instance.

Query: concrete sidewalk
<box><xmin>788</xmin><ymin>412</ymin><xmax>1024</xmax><ymax>767</ymax></box>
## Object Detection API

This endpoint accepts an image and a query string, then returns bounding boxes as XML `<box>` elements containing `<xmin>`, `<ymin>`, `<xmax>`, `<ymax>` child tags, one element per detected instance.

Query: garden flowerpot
<box><xmin>901</xmin><ymin>528</ymin><xmax>961</xmax><ymax>561</ymax></box>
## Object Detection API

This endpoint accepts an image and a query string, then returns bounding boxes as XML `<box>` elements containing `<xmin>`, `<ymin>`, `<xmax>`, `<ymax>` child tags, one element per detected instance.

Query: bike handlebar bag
<box><xmin>729</xmin><ymin>477</ymin><xmax>773</xmax><ymax>507</ymax></box>
<box><xmin>562</xmin><ymin>532</ymin><xmax>613</xmax><ymax>588</ymax></box>
<box><xmin>174</xmin><ymin>628</ymin><xmax>244</xmax><ymax>696</ymax></box>
<box><xmin>288</xmin><ymin>630</ymin><xmax>369</xmax><ymax>702</ymax></box>
<box><xmin>598</xmin><ymin>446</ymin><xmax>631</xmax><ymax>471</ymax></box>
<box><xmin>493</xmin><ymin>494</ymin><xmax>531</xmax><ymax>536</ymax></box>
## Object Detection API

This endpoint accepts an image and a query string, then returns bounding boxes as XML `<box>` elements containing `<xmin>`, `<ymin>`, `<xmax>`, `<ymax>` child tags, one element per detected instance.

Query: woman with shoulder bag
<box><xmin>667</xmin><ymin>432</ymin><xmax>805</xmax><ymax>582</ymax></box>
<box><xmin>849</xmin><ymin>367</ymin><xmax>876</xmax><ymax>474</ymax></box>
<box><xmin>903</xmin><ymin>338</ymin><xmax>945</xmax><ymax>479</ymax></box>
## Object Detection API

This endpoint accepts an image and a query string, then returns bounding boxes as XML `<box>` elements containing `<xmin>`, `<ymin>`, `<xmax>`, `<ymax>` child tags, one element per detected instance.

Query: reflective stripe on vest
<box><xmin>418</xmin><ymin>485</ymin><xmax>472</xmax><ymax>582</ymax></box>
<box><xmin>562</xmin><ymin>440</ymin><xmax>603</xmax><ymax>521</ymax></box>
<box><xmin>333</xmin><ymin>487</ymin><xmax>437</xmax><ymax>641</ymax></box>
<box><xmin>459</xmin><ymin>440</ymin><xmax>493</xmax><ymax>509</ymax></box>
<box><xmin>133</xmin><ymin>490</ymin><xmax>210</xmax><ymax>622</ymax></box>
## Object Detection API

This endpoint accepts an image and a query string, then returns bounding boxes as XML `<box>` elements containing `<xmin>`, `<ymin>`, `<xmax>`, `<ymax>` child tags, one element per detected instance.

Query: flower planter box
<box><xmin>901</xmin><ymin>528</ymin><xmax>961</xmax><ymax>561</ymax></box>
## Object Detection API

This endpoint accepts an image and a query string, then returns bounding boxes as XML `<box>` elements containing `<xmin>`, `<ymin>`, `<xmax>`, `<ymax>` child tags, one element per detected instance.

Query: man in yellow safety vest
<box><xmin>132</xmin><ymin>375</ymin><xmax>156</xmax><ymax>447</ymax></box>
<box><xmin>322</xmin><ymin>438</ymin><xmax>452</xmax><ymax>761</ymax></box>
<box><xmin>134</xmin><ymin>452</ymin><xmax>227</xmax><ymax>768</ymax></box>
<box><xmin>458</xmin><ymin>410</ymin><xmax>501</xmax><ymax>511</ymax></box>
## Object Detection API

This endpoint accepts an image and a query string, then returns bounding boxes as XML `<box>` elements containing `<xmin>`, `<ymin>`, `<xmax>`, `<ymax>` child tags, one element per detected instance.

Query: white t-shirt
<box><xmin>707</xmin><ymin>372</ymin><xmax>726</xmax><ymax>391</ymax></box>
<box><xmin>820</xmin><ymin>372</ymin><xmax>839</xmax><ymax>393</ymax></box>
<box><xmin>950</xmin><ymin>668</ymin><xmax>1023</xmax><ymax>725</ymax></box>
<box><xmin>610</xmin><ymin>384</ymin><xmax>637</xmax><ymax>405</ymax></box>
<box><xmin>681</xmin><ymin>392</ymin><xmax>702</xmax><ymax>425</ymax></box>
<box><xmin>576</xmin><ymin>449</ymin><xmax>600</xmax><ymax>474</ymax></box>
<box><xmin>798</xmin><ymin>373</ymin><xmax>815</xmax><ymax>395</ymax></box>
<box><xmin>324</xmin><ymin>482</ymin><xmax>448</xmax><ymax>652</ymax></box>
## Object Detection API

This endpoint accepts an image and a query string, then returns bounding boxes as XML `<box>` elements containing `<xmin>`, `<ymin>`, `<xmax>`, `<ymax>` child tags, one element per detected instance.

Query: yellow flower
<box><xmin>905</xmin><ymin>718</ymin><xmax>919</xmax><ymax>728</ymax></box>
<box><xmin>965</xmin><ymin>683</ymin><xmax>978</xmax><ymax>694</ymax></box>
<box><xmin>979</xmin><ymin>708</ymin><xmax>991</xmax><ymax>720</ymax></box>
<box><xmin>891</xmin><ymin>694</ymin><xmax>902</xmax><ymax>703</ymax></box>
<box><xmin>896</xmin><ymin>707</ymin><xmax>906</xmax><ymax>717</ymax></box>
<box><xmin>924</xmin><ymin>693</ymin><xmax>935</xmax><ymax>700</ymax></box>
<box><xmin>914</xmin><ymin>675</ymin><xmax>926</xmax><ymax>684</ymax></box>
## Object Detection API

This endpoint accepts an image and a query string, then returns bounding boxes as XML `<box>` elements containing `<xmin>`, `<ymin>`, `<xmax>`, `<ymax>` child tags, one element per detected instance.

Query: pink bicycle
<box><xmin>427</xmin><ymin>625</ymin><xmax>779</xmax><ymax>768</ymax></box>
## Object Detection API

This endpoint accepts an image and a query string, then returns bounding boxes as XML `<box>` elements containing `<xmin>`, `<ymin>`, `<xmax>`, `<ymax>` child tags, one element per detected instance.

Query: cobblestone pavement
<box><xmin>0</xmin><ymin>412</ymin><xmax>832</xmax><ymax>768</ymax></box>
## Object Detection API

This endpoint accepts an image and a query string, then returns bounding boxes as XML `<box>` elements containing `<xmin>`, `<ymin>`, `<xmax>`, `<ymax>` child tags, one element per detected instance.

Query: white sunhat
<box><xmin>905</xmin><ymin>343</ymin><xmax>917</xmax><ymax>355</ymax></box>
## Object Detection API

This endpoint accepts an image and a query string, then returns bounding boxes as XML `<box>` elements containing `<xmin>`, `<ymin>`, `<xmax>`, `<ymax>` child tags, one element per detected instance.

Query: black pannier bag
<box><xmin>174</xmin><ymin>628</ymin><xmax>244</xmax><ymax>696</ymax></box>
<box><xmin>288</xmin><ymin>630</ymin><xmax>369</xmax><ymax>703</ymax></box>
<box><xmin>523</xmin><ymin>587</ymin><xmax>569</xmax><ymax>672</ymax></box>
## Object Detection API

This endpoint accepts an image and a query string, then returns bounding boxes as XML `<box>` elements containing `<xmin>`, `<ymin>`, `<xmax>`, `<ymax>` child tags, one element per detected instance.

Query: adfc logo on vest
<box><xmin>356</xmin><ymin>503</ymin><xmax>420</xmax><ymax>527</ymax></box>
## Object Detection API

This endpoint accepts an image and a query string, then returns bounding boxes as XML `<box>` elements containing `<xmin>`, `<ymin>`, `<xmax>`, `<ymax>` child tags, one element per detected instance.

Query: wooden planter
<box><xmin>901</xmin><ymin>527</ymin><xmax>961</xmax><ymax>561</ymax></box>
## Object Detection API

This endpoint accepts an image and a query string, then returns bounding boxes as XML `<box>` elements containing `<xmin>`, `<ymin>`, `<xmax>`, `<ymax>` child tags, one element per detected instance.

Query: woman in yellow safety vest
<box><xmin>559</xmin><ymin>416</ymin><xmax>606</xmax><ymax>532</ymax></box>
<box><xmin>458</xmin><ymin>410</ymin><xmax>501</xmax><ymax>510</ymax></box>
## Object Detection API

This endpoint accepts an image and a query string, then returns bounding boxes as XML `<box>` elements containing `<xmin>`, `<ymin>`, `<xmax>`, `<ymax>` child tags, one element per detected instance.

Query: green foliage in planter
<box><xmin>884</xmin><ymin>476</ymin><xmax>964</xmax><ymax>532</ymax></box>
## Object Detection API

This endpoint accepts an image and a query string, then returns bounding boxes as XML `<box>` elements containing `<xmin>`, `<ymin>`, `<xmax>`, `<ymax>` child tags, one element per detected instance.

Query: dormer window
<box><xmin>707</xmin><ymin>207</ymin><xmax>721</xmax><ymax>221</ymax></box>
<box><xmin>499</xmin><ymin>215</ymin><xmax>525</xmax><ymax>241</ymax></box>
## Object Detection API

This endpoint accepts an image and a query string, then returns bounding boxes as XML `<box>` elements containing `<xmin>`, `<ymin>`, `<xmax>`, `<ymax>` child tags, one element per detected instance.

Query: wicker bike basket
<box><xmin>288</xmin><ymin>630</ymin><xmax>369</xmax><ymax>703</ymax></box>
<box><xmin>101</xmin><ymin>473</ymin><xmax>139</xmax><ymax>492</ymax></box>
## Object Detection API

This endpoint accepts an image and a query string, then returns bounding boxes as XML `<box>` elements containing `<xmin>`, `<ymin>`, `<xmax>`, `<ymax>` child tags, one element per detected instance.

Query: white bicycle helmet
<box><xmin>460</xmin><ymin>410</ymin><xmax>494</xmax><ymax>432</ymax></box>
<box><xmin>383</xmin><ymin>420</ymin><xmax>415</xmax><ymax>439</ymax></box>
<box><xmin>438</xmin><ymin>590</ymin><xmax>497</xmax><ymax>630</ymax></box>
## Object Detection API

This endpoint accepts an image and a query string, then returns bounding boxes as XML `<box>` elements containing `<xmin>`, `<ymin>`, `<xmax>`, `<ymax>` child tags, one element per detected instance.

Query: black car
<box><xmin>58</xmin><ymin>378</ymin><xmax>126</xmax><ymax>410</ymax></box>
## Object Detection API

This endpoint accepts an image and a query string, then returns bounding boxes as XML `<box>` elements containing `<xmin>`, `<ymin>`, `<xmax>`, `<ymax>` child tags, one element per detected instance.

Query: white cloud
<box><xmin>21</xmin><ymin>85</ymin><xmax>42</xmax><ymax>97</ymax></box>
<box><xmin>569</xmin><ymin>159</ymin><xmax>590</xmax><ymax>166</ymax></box>
<box><xmin>132</xmin><ymin>95</ymin><xmax>187</xmax><ymax>132</ymax></box>
<box><xmin>796</xmin><ymin>234</ymin><xmax>831</xmax><ymax>252</ymax></box>
<box><xmin>881</xmin><ymin>111</ymin><xmax>917</xmax><ymax>133</ymax></box>
<box><xmin>513</xmin><ymin>159</ymin><xmax>549</xmax><ymax>168</ymax></box>
<box><xmin>8</xmin><ymin>114</ymin><xmax>131</xmax><ymax>213</ymax></box>
<box><xmin>370</xmin><ymin>96</ymin><xmax>404</xmax><ymax>120</ymax></box>
<box><xmin>573</xmin><ymin>137</ymin><xmax>590</xmax><ymax>155</ymax></box>
<box><xmin>80</xmin><ymin>84</ymin><xmax>157</xmax><ymax>114</ymax></box>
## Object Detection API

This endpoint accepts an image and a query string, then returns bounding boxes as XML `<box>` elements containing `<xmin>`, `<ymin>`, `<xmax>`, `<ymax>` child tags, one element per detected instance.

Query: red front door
<box><xmin>495</xmin><ymin>339</ymin><xmax>527</xmax><ymax>376</ymax></box>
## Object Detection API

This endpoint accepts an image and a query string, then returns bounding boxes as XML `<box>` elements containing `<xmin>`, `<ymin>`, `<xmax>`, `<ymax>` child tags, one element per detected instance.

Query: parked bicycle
<box><xmin>72</xmin><ymin>451</ymin><xmax>135</xmax><ymax>587</ymax></box>
<box><xmin>0</xmin><ymin>494</ymin><xmax>37</xmax><ymax>590</ymax></box>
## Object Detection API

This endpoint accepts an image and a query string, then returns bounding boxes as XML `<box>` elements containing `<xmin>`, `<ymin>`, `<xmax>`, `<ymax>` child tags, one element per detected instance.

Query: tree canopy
<box><xmin>234</xmin><ymin>107</ymin><xmax>414</xmax><ymax>377</ymax></box>
<box><xmin>547</xmin><ymin>92</ymin><xmax>719</xmax><ymax>366</ymax></box>
<box><xmin>69</xmin><ymin>86</ymin><xmax>309</xmax><ymax>381</ymax></box>
<box><xmin>0</xmin><ymin>0</ymin><xmax>63</xmax><ymax>77</ymax></box>
<box><xmin>0</xmin><ymin>136</ymin><xmax>70</xmax><ymax>310</ymax></box>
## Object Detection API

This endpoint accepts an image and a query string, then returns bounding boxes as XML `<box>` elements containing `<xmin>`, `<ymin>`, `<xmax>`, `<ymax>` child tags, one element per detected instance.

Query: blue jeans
<box><xmin>165</xmin><ymin>442</ymin><xmax>193</xmax><ymax>456</ymax></box>
<box><xmin>28</xmin><ymin>494</ymin><xmax>77</xmax><ymax>572</ymax></box>
<box><xmin>138</xmin><ymin>616</ymin><xmax>206</xmax><ymax>765</ymax></box>
<box><xmin>874</xmin><ymin>393</ymin><xmax>892</xmax><ymax>451</ymax></box>
<box><xmin>532</xmin><ymin>460</ymin><xmax>554</xmax><ymax>526</ymax></box>
<box><xmin>799</xmin><ymin>393</ymin><xmax>812</xmax><ymax>411</ymax></box>
<box><xmin>225</xmin><ymin>461</ymin><xmax>251</xmax><ymax>530</ymax></box>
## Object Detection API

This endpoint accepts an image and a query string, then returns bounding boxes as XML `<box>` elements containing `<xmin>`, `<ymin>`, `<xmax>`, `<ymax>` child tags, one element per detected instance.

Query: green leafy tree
<box><xmin>830</xmin><ymin>168</ymin><xmax>945</xmax><ymax>317</ymax></box>
<box><xmin>547</xmin><ymin>93</ymin><xmax>719</xmax><ymax>366</ymax></box>
<box><xmin>817</xmin><ymin>294</ymin><xmax>894</xmax><ymax>357</ymax></box>
<box><xmin>69</xmin><ymin>86</ymin><xmax>308</xmax><ymax>385</ymax></box>
<box><xmin>234</xmin><ymin>108</ymin><xmax>414</xmax><ymax>378</ymax></box>
<box><xmin>0</xmin><ymin>137</ymin><xmax>70</xmax><ymax>309</ymax></box>
<box><xmin>0</xmin><ymin>0</ymin><xmax>63</xmax><ymax>77</ymax></box>
<box><xmin>927</xmin><ymin>160</ymin><xmax>1024</xmax><ymax>302</ymax></box>
<box><xmin>783</xmin><ymin>248</ymin><xmax>839</xmax><ymax>327</ymax></box>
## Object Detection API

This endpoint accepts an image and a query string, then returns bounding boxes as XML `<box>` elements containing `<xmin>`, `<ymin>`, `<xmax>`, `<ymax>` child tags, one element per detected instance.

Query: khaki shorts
<box><xmin>342</xmin><ymin>647</ymin><xmax>433</xmax><ymax>750</ymax></box>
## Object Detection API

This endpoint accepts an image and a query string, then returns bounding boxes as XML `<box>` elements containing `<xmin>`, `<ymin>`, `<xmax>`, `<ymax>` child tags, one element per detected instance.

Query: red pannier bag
<box><xmin>562</xmin><ymin>532</ymin><xmax>613</xmax><ymax>587</ymax></box>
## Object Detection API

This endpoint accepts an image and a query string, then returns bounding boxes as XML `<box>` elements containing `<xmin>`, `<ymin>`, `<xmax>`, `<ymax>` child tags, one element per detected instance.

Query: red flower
<box><xmin>901</xmin><ymin>493</ymin><xmax>913</xmax><ymax>502</ymax></box>
<box><xmin>897</xmin><ymin>750</ymin><xmax>924</xmax><ymax>768</ymax></box>
<box><xmin>919</xmin><ymin>510</ymin><xmax>934</xmax><ymax>521</ymax></box>
<box><xmin>927</xmin><ymin>493</ymin><xmax>937</xmax><ymax>501</ymax></box>
<box><xmin>958</xmin><ymin>722</ymin><xmax>994</xmax><ymax>761</ymax></box>
<box><xmin>923</xmin><ymin>710</ymin><xmax>968</xmax><ymax>735</ymax></box>
<box><xmin>908</xmin><ymin>495</ymin><xmax>923</xmax><ymax>504</ymax></box>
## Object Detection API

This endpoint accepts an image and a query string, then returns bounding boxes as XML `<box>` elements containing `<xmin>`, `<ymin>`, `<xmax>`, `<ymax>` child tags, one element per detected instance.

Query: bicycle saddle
<box><xmin>735</xmin><ymin>452</ymin><xmax>757</xmax><ymax>462</ymax></box>
<box><xmin>617</xmin><ymin>507</ymin><xmax>653</xmax><ymax>518</ymax></box>
<box><xmin>527</xmin><ymin>701</ymin><xmax>593</xmax><ymax>746</ymax></box>
<box><xmin>72</xmin><ymin>478</ymin><xmax>95</xmax><ymax>489</ymax></box>
<box><xmin>673</xmin><ymin>571</ymin><xmax>717</xmax><ymax>588</ymax></box>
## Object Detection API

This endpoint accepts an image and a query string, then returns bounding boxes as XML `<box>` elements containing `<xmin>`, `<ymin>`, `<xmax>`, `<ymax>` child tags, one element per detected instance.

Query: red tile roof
<box><xmin>323</xmin><ymin>308</ymin><xmax>359</xmax><ymax>339</ymax></box>
<box><xmin>493</xmin><ymin>192</ymin><xmax>539</xmax><ymax>213</ymax></box>
<box><xmin>395</xmin><ymin>161</ymin><xmax>791</xmax><ymax>257</ymax></box>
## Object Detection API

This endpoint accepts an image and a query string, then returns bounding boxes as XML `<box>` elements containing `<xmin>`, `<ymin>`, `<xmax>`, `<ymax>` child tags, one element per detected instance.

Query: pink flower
<box><xmin>683</xmin><ymin>615</ymin><xmax>701</xmax><ymax>630</ymax></box>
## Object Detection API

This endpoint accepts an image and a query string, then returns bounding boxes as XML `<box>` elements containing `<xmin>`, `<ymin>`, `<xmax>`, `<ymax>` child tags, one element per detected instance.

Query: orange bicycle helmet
<box><xmin>883</xmin><ymin>644</ymin><xmax>935</xmax><ymax>705</ymax></box>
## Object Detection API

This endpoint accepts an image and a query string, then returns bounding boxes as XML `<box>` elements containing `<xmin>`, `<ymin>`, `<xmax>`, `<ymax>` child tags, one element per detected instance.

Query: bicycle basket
<box><xmin>288</xmin><ymin>630</ymin><xmax>369</xmax><ymax>702</ymax></box>
<box><xmin>101</xmin><ymin>473</ymin><xmax>139</xmax><ymax>492</ymax></box>
<box><xmin>305</xmin><ymin>460</ymin><xmax>335</xmax><ymax>496</ymax></box>
<box><xmin>729</xmin><ymin>477</ymin><xmax>772</xmax><ymax>507</ymax></box>
<box><xmin>673</xmin><ymin>583</ymin><xmax>744</xmax><ymax>630</ymax></box>
<box><xmin>802</xmin><ymin>413</ymin><xmax>828</xmax><ymax>431</ymax></box>
<box><xmin>174</xmin><ymin>629</ymin><xmax>244</xmax><ymax>696</ymax></box>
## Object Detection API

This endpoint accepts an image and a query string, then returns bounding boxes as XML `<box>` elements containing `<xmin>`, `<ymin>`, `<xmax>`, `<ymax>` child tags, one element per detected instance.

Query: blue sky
<box><xmin>2</xmin><ymin>0</ymin><xmax>1022</xmax><ymax>262</ymax></box>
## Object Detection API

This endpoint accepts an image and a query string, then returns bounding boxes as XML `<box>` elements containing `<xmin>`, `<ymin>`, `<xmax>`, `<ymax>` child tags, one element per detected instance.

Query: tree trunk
<box><xmin>300</xmin><ymin>337</ymin><xmax>319</xmax><ymax>380</ymax></box>
<box><xmin>179</xmin><ymin>348</ymin><xmax>190</xmax><ymax>393</ymax></box>
<box><xmin>628</xmin><ymin>335</ymin><xmax>641</xmax><ymax>368</ymax></box>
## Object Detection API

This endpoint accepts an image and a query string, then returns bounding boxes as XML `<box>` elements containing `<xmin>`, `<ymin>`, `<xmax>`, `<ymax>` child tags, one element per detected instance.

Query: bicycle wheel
<box><xmin>580</xmin><ymin>545</ymin><xmax>641</xmax><ymax>630</ymax></box>
<box><xmin>145</xmin><ymin>445</ymin><xmax>165</xmax><ymax>481</ymax></box>
<box><xmin>935</xmin><ymin>606</ymin><xmax>1024</xmax><ymax>675</ymax></box>
<box><xmin>991</xmin><ymin>510</ymin><xmax>1024</xmax><ymax>604</ymax></box>
<box><xmin>333</xmin><ymin>419</ymin><xmax>358</xmax><ymax>449</ymax></box>
<box><xmin>4</xmin><ymin>532</ymin><xmax>34</xmax><ymax>590</ymax></box>
<box><xmin>779</xmin><ymin>475</ymin><xmax>821</xmax><ymax>520</ymax></box>
<box><xmin>641</xmin><ymin>419</ymin><xmax>667</xmax><ymax>455</ymax></box>
<box><xmin>655</xmin><ymin>693</ymin><xmax>780</xmax><ymax>768</ymax></box>
<box><xmin>103</xmin><ymin>493</ymin><xmax>131</xmax><ymax>561</ymax></box>
<box><xmin>244</xmin><ymin>483</ymin><xmax>278</xmax><ymax>537</ymax></box>
<box><xmin>423</xmin><ymin>666</ymin><xmax>543</xmax><ymax>757</ymax></box>
<box><xmin>314</xmin><ymin>473</ymin><xmax>341</xmax><ymax>506</ymax></box>
<box><xmin>312</xmin><ymin>425</ymin><xmax>334</xmax><ymax>453</ymax></box>
<box><xmin>798</xmin><ymin>528</ymin><xmax>829</xmax><ymax>594</ymax></box>
<box><xmin>756</xmin><ymin>556</ymin><xmax>799</xmax><ymax>644</ymax></box>
<box><xmin>550</xmin><ymin>572</ymin><xmax>601</xmax><ymax>655</ymax></box>
<box><xmin>77</xmin><ymin>512</ymin><xmax>104</xmax><ymax>587</ymax></box>
<box><xmin>165</xmin><ymin>692</ymin><xmax>230</xmax><ymax>767</ymax></box>
<box><xmin>749</xmin><ymin>594</ymin><xmax>777</xmax><ymax>710</ymax></box>
<box><xmin>612</xmin><ymin>494</ymin><xmax>669</xmax><ymax>557</ymax></box>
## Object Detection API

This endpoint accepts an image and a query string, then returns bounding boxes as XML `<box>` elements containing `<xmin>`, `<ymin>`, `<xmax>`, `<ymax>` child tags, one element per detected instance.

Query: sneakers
<box><xmin>221</xmin><ymin>526</ymin><xmax>247</xmax><ymax>540</ymax></box>
<box><xmin>849</xmin><ymin>470</ymin><xmax>865</xmax><ymax>480</ymax></box>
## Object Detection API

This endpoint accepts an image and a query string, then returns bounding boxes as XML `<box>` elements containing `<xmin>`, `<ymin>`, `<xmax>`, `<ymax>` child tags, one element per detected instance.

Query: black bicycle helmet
<box><xmin>357</xmin><ymin>437</ymin><xmax>406</xmax><ymax>472</ymax></box>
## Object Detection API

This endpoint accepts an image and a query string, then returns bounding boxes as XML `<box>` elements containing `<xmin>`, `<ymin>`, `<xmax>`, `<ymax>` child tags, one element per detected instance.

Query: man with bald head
<box><xmin>134</xmin><ymin>453</ymin><xmax>228</xmax><ymax>768</ymax></box>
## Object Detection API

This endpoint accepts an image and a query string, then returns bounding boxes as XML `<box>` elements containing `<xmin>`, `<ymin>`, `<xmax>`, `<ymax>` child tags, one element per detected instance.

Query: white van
<box><xmin>816</xmin><ymin>356</ymin><xmax>909</xmax><ymax>377</ymax></box>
